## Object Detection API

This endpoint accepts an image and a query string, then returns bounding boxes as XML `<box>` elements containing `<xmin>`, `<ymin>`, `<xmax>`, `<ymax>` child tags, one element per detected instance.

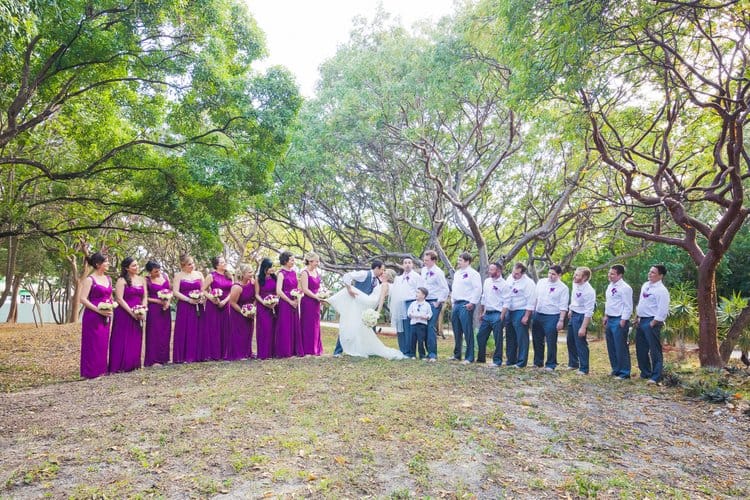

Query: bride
<box><xmin>327</xmin><ymin>269</ymin><xmax>406</xmax><ymax>360</ymax></box>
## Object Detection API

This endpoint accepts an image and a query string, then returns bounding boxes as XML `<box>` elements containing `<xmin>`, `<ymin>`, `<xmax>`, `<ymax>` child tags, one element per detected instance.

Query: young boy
<box><xmin>407</xmin><ymin>287</ymin><xmax>433</xmax><ymax>360</ymax></box>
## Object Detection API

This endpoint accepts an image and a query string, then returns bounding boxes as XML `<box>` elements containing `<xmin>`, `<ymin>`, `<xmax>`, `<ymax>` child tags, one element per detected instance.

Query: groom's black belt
<box><xmin>454</xmin><ymin>300</ymin><xmax>469</xmax><ymax>305</ymax></box>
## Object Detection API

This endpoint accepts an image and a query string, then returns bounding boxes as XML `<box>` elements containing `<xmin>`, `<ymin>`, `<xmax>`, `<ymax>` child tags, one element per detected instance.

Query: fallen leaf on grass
<box><xmin>334</xmin><ymin>455</ymin><xmax>346</xmax><ymax>465</ymax></box>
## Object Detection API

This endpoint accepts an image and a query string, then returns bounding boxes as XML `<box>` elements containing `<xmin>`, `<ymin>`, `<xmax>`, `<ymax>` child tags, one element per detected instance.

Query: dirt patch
<box><xmin>1</xmin><ymin>324</ymin><xmax>749</xmax><ymax>498</ymax></box>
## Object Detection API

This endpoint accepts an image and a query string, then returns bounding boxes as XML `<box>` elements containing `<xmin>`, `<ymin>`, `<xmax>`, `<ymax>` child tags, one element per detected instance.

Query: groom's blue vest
<box><xmin>353</xmin><ymin>271</ymin><xmax>375</xmax><ymax>294</ymax></box>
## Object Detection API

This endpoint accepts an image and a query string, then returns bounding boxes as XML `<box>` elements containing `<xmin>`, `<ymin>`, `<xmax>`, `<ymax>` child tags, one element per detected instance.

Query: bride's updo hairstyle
<box><xmin>304</xmin><ymin>252</ymin><xmax>319</xmax><ymax>266</ymax></box>
<box><xmin>383</xmin><ymin>269</ymin><xmax>396</xmax><ymax>283</ymax></box>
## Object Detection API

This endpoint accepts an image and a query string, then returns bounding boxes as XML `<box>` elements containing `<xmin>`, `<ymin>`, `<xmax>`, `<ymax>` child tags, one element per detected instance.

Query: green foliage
<box><xmin>0</xmin><ymin>0</ymin><xmax>300</xmax><ymax>252</ymax></box>
<box><xmin>663</xmin><ymin>282</ymin><xmax>698</xmax><ymax>345</ymax></box>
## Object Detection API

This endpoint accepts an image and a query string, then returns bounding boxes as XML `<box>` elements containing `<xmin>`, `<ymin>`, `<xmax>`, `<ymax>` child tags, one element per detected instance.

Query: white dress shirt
<box><xmin>636</xmin><ymin>280</ymin><xmax>670</xmax><ymax>322</ymax></box>
<box><xmin>398</xmin><ymin>270</ymin><xmax>425</xmax><ymax>298</ymax></box>
<box><xmin>451</xmin><ymin>266</ymin><xmax>482</xmax><ymax>305</ymax></box>
<box><xmin>569</xmin><ymin>281</ymin><xmax>596</xmax><ymax>317</ymax></box>
<box><xmin>421</xmin><ymin>264</ymin><xmax>449</xmax><ymax>302</ymax></box>
<box><xmin>481</xmin><ymin>276</ymin><xmax>508</xmax><ymax>312</ymax></box>
<box><xmin>407</xmin><ymin>300</ymin><xmax>433</xmax><ymax>325</ymax></box>
<box><xmin>605</xmin><ymin>278</ymin><xmax>633</xmax><ymax>320</ymax></box>
<box><xmin>535</xmin><ymin>278</ymin><xmax>570</xmax><ymax>314</ymax></box>
<box><xmin>505</xmin><ymin>274</ymin><xmax>536</xmax><ymax>311</ymax></box>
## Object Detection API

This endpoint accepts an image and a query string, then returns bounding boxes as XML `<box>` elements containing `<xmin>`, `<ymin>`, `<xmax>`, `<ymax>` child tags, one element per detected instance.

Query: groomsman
<box><xmin>421</xmin><ymin>250</ymin><xmax>449</xmax><ymax>362</ymax></box>
<box><xmin>635</xmin><ymin>265</ymin><xmax>670</xmax><ymax>384</ymax></box>
<box><xmin>333</xmin><ymin>260</ymin><xmax>385</xmax><ymax>357</ymax></box>
<box><xmin>398</xmin><ymin>257</ymin><xmax>424</xmax><ymax>357</ymax></box>
<box><xmin>567</xmin><ymin>267</ymin><xmax>596</xmax><ymax>374</ymax></box>
<box><xmin>502</xmin><ymin>262</ymin><xmax>536</xmax><ymax>367</ymax></box>
<box><xmin>476</xmin><ymin>262</ymin><xmax>509</xmax><ymax>366</ymax></box>
<box><xmin>532</xmin><ymin>265</ymin><xmax>569</xmax><ymax>370</ymax></box>
<box><xmin>449</xmin><ymin>252</ymin><xmax>483</xmax><ymax>363</ymax></box>
<box><xmin>603</xmin><ymin>265</ymin><xmax>633</xmax><ymax>379</ymax></box>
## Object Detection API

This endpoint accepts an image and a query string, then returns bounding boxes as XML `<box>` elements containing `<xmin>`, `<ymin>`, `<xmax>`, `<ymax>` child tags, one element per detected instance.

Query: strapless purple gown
<box><xmin>109</xmin><ymin>283</ymin><xmax>145</xmax><ymax>373</ymax></box>
<box><xmin>80</xmin><ymin>276</ymin><xmax>112</xmax><ymax>378</ymax></box>
<box><xmin>173</xmin><ymin>278</ymin><xmax>202</xmax><ymax>363</ymax></box>
<box><xmin>144</xmin><ymin>276</ymin><xmax>172</xmax><ymax>366</ymax></box>
<box><xmin>275</xmin><ymin>268</ymin><xmax>303</xmax><ymax>358</ymax></box>
<box><xmin>202</xmin><ymin>271</ymin><xmax>233</xmax><ymax>361</ymax></box>
<box><xmin>300</xmin><ymin>271</ymin><xmax>323</xmax><ymax>356</ymax></box>
<box><xmin>256</xmin><ymin>275</ymin><xmax>277</xmax><ymax>359</ymax></box>
<box><xmin>226</xmin><ymin>281</ymin><xmax>255</xmax><ymax>360</ymax></box>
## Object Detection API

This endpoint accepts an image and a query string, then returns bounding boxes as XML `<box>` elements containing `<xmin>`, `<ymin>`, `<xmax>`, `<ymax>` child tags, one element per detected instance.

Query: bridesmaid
<box><xmin>144</xmin><ymin>261</ymin><xmax>172</xmax><ymax>366</ymax></box>
<box><xmin>299</xmin><ymin>252</ymin><xmax>324</xmax><ymax>356</ymax></box>
<box><xmin>109</xmin><ymin>257</ymin><xmax>147</xmax><ymax>373</ymax></box>
<box><xmin>79</xmin><ymin>252</ymin><xmax>113</xmax><ymax>378</ymax></box>
<box><xmin>172</xmin><ymin>254</ymin><xmax>204</xmax><ymax>363</ymax></box>
<box><xmin>275</xmin><ymin>251</ymin><xmax>303</xmax><ymax>357</ymax></box>
<box><xmin>227</xmin><ymin>264</ymin><xmax>255</xmax><ymax>360</ymax></box>
<box><xmin>202</xmin><ymin>256</ymin><xmax>233</xmax><ymax>361</ymax></box>
<box><xmin>254</xmin><ymin>258</ymin><xmax>277</xmax><ymax>359</ymax></box>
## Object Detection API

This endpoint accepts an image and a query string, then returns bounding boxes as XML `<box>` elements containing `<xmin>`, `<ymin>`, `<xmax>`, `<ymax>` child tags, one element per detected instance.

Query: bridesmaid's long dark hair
<box><xmin>257</xmin><ymin>258</ymin><xmax>275</xmax><ymax>287</ymax></box>
<box><xmin>120</xmin><ymin>257</ymin><xmax>135</xmax><ymax>287</ymax></box>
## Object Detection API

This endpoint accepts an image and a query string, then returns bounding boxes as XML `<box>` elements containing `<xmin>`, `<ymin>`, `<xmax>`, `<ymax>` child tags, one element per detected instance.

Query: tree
<box><xmin>475</xmin><ymin>0</ymin><xmax>750</xmax><ymax>367</ymax></box>
<box><xmin>0</xmin><ymin>0</ymin><xmax>300</xmax><ymax>243</ymax></box>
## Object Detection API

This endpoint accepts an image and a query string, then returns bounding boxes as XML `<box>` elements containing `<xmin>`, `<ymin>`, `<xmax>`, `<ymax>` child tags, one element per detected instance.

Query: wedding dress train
<box><xmin>327</xmin><ymin>285</ymin><xmax>406</xmax><ymax>360</ymax></box>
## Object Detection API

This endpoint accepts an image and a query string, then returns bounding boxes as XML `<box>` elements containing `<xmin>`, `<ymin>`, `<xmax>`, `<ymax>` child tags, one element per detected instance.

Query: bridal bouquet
<box><xmin>240</xmin><ymin>303</ymin><xmax>257</xmax><ymax>318</ymax></box>
<box><xmin>362</xmin><ymin>308</ymin><xmax>379</xmax><ymax>328</ymax></box>
<box><xmin>188</xmin><ymin>290</ymin><xmax>203</xmax><ymax>316</ymax></box>
<box><xmin>157</xmin><ymin>290</ymin><xmax>173</xmax><ymax>301</ymax></box>
<box><xmin>290</xmin><ymin>288</ymin><xmax>304</xmax><ymax>300</ymax></box>
<box><xmin>317</xmin><ymin>286</ymin><xmax>331</xmax><ymax>300</ymax></box>
<box><xmin>97</xmin><ymin>300</ymin><xmax>118</xmax><ymax>324</ymax></box>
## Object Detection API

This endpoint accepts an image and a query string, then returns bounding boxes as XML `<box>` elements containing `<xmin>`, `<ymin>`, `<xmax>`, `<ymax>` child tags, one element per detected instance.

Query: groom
<box><xmin>333</xmin><ymin>260</ymin><xmax>386</xmax><ymax>357</ymax></box>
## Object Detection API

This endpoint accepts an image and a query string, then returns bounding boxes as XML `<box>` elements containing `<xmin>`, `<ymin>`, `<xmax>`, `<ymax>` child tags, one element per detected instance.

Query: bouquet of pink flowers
<box><xmin>97</xmin><ymin>300</ymin><xmax>118</xmax><ymax>324</ymax></box>
<box><xmin>316</xmin><ymin>286</ymin><xmax>331</xmax><ymax>300</ymax></box>
<box><xmin>132</xmin><ymin>305</ymin><xmax>147</xmax><ymax>318</ymax></box>
<box><xmin>188</xmin><ymin>290</ymin><xmax>203</xmax><ymax>316</ymax></box>
<box><xmin>240</xmin><ymin>303</ymin><xmax>257</xmax><ymax>318</ymax></box>
<box><xmin>290</xmin><ymin>288</ymin><xmax>304</xmax><ymax>300</ymax></box>
<box><xmin>262</xmin><ymin>295</ymin><xmax>279</xmax><ymax>307</ymax></box>
<box><xmin>157</xmin><ymin>290</ymin><xmax>173</xmax><ymax>301</ymax></box>
<box><xmin>132</xmin><ymin>304</ymin><xmax>147</xmax><ymax>326</ymax></box>
<box><xmin>208</xmin><ymin>288</ymin><xmax>223</xmax><ymax>300</ymax></box>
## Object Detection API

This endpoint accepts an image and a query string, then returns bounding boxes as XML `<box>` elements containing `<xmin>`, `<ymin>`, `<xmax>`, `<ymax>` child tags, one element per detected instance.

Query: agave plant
<box><xmin>717</xmin><ymin>291</ymin><xmax>750</xmax><ymax>353</ymax></box>
<box><xmin>663</xmin><ymin>282</ymin><xmax>698</xmax><ymax>350</ymax></box>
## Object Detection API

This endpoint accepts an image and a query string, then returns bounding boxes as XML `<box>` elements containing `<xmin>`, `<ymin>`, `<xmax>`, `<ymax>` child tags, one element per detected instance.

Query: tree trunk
<box><xmin>696</xmin><ymin>262</ymin><xmax>723</xmax><ymax>367</ymax></box>
<box><xmin>0</xmin><ymin>235</ymin><xmax>19</xmax><ymax>309</ymax></box>
<box><xmin>66</xmin><ymin>255</ymin><xmax>85</xmax><ymax>323</ymax></box>
<box><xmin>719</xmin><ymin>303</ymin><xmax>750</xmax><ymax>364</ymax></box>
<box><xmin>5</xmin><ymin>272</ymin><xmax>23</xmax><ymax>323</ymax></box>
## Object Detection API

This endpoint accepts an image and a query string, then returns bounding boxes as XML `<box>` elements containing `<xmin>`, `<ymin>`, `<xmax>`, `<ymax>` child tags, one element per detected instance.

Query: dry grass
<box><xmin>1</xmin><ymin>324</ymin><xmax>749</xmax><ymax>498</ymax></box>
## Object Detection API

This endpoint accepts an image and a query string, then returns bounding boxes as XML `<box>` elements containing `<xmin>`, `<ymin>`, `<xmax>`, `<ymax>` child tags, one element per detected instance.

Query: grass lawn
<box><xmin>1</xmin><ymin>322</ymin><xmax>749</xmax><ymax>498</ymax></box>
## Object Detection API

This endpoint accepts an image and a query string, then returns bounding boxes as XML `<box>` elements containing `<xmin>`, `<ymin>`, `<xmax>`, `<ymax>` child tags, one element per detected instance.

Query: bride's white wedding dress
<box><xmin>327</xmin><ymin>284</ymin><xmax>406</xmax><ymax>360</ymax></box>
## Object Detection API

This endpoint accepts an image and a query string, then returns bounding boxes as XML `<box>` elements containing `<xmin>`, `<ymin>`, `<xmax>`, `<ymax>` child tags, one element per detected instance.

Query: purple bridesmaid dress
<box><xmin>226</xmin><ymin>281</ymin><xmax>255</xmax><ymax>360</ymax></box>
<box><xmin>80</xmin><ymin>276</ymin><xmax>112</xmax><ymax>378</ymax></box>
<box><xmin>256</xmin><ymin>275</ymin><xmax>277</xmax><ymax>359</ymax></box>
<box><xmin>202</xmin><ymin>271</ymin><xmax>233</xmax><ymax>361</ymax></box>
<box><xmin>144</xmin><ymin>276</ymin><xmax>172</xmax><ymax>366</ymax></box>
<box><xmin>275</xmin><ymin>268</ymin><xmax>303</xmax><ymax>358</ymax></box>
<box><xmin>173</xmin><ymin>278</ymin><xmax>202</xmax><ymax>363</ymax></box>
<box><xmin>109</xmin><ymin>283</ymin><xmax>145</xmax><ymax>373</ymax></box>
<box><xmin>299</xmin><ymin>271</ymin><xmax>323</xmax><ymax>356</ymax></box>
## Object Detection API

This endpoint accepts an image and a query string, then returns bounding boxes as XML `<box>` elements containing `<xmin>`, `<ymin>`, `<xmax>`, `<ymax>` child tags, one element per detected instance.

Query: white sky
<box><xmin>245</xmin><ymin>0</ymin><xmax>459</xmax><ymax>97</ymax></box>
